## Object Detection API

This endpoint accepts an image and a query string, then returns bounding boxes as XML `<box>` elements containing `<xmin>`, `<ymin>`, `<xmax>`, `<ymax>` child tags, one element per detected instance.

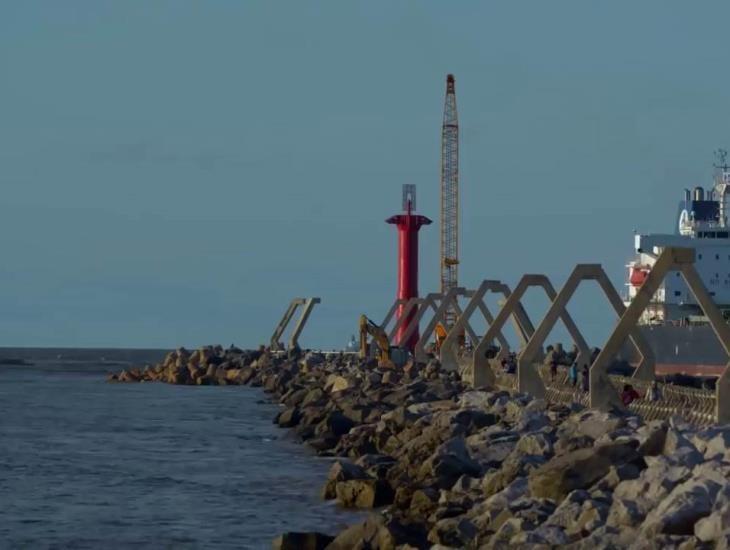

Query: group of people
<box><xmin>550</xmin><ymin>360</ymin><xmax>663</xmax><ymax>404</ymax></box>
<box><xmin>499</xmin><ymin>353</ymin><xmax>516</xmax><ymax>374</ymax></box>
<box><xmin>622</xmin><ymin>380</ymin><xmax>662</xmax><ymax>404</ymax></box>
<box><xmin>496</xmin><ymin>343</ymin><xmax>665</xmax><ymax>405</ymax></box>
<box><xmin>550</xmin><ymin>360</ymin><xmax>590</xmax><ymax>392</ymax></box>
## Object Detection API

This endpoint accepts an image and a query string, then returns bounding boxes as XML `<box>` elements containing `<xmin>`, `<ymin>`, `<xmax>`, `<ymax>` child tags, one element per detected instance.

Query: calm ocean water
<box><xmin>0</xmin><ymin>349</ymin><xmax>363</xmax><ymax>549</ymax></box>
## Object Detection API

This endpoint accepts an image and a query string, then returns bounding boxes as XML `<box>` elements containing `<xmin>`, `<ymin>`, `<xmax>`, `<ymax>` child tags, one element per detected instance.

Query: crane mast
<box><xmin>440</xmin><ymin>74</ymin><xmax>459</xmax><ymax>327</ymax></box>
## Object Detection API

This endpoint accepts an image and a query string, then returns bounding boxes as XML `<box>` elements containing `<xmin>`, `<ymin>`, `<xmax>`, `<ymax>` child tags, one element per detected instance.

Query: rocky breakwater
<box><xmin>111</xmin><ymin>347</ymin><xmax>730</xmax><ymax>549</ymax></box>
<box><xmin>107</xmin><ymin>345</ymin><xmax>262</xmax><ymax>385</ymax></box>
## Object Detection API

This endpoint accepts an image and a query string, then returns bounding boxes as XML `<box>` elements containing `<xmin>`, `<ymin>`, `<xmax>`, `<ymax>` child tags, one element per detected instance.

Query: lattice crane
<box><xmin>440</xmin><ymin>74</ymin><xmax>459</xmax><ymax>327</ymax></box>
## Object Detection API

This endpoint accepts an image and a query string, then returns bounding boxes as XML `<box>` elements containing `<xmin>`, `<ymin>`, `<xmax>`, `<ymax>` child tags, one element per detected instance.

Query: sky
<box><xmin>2</xmin><ymin>1</ymin><xmax>730</xmax><ymax>349</ymax></box>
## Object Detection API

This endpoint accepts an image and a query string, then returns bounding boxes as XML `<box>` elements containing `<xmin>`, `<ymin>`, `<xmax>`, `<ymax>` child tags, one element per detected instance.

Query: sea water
<box><xmin>0</xmin><ymin>349</ymin><xmax>363</xmax><ymax>549</ymax></box>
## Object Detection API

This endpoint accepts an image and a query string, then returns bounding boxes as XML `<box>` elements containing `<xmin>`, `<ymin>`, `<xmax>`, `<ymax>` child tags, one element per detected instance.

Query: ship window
<box><xmin>711</xmin><ymin>292</ymin><xmax>716</xmax><ymax>296</ymax></box>
<box><xmin>709</xmin><ymin>232</ymin><xmax>717</xmax><ymax>238</ymax></box>
<box><xmin>674</xmin><ymin>291</ymin><xmax>681</xmax><ymax>296</ymax></box>
<box><xmin>699</xmin><ymin>254</ymin><xmax>703</xmax><ymax>259</ymax></box>
<box><xmin>717</xmin><ymin>255</ymin><xmax>720</xmax><ymax>260</ymax></box>
<box><xmin>719</xmin><ymin>231</ymin><xmax>729</xmax><ymax>238</ymax></box>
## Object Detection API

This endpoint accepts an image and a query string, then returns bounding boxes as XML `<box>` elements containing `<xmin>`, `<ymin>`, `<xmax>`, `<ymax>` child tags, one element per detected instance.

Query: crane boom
<box><xmin>440</xmin><ymin>74</ymin><xmax>459</xmax><ymax>327</ymax></box>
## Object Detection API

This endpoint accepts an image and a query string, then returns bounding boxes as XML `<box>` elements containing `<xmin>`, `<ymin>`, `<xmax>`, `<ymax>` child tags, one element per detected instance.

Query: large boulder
<box><xmin>339</xmin><ymin>402</ymin><xmax>373</xmax><ymax>425</ymax></box>
<box><xmin>543</xmin><ymin>489</ymin><xmax>590</xmax><ymax>528</ymax></box>
<box><xmin>355</xmin><ymin>454</ymin><xmax>397</xmax><ymax>479</ymax></box>
<box><xmin>607</xmin><ymin>458</ymin><xmax>694</xmax><ymax>528</ymax></box>
<box><xmin>335</xmin><ymin>479</ymin><xmax>394</xmax><ymax>508</ymax></box>
<box><xmin>324</xmin><ymin>374</ymin><xmax>350</xmax><ymax>394</ymax></box>
<box><xmin>695</xmin><ymin>509</ymin><xmax>730</xmax><ymax>543</ymax></box>
<box><xmin>408</xmin><ymin>488</ymin><xmax>440</xmax><ymax>517</ymax></box>
<box><xmin>281</xmin><ymin>387</ymin><xmax>308</xmax><ymax>407</ymax></box>
<box><xmin>482</xmin><ymin>454</ymin><xmax>547</xmax><ymax>497</ymax></box>
<box><xmin>528</xmin><ymin>442</ymin><xmax>642</xmax><ymax>501</ymax></box>
<box><xmin>335</xmin><ymin>425</ymin><xmax>378</xmax><ymax>458</ymax></box>
<box><xmin>271</xmin><ymin>532</ymin><xmax>333</xmax><ymax>550</ymax></box>
<box><xmin>641</xmin><ymin>475</ymin><xmax>723</xmax><ymax>536</ymax></box>
<box><xmin>636</xmin><ymin>420</ymin><xmax>668</xmax><ymax>456</ymax></box>
<box><xmin>418</xmin><ymin>436</ymin><xmax>481</xmax><ymax>489</ymax></box>
<box><xmin>321</xmin><ymin>461</ymin><xmax>369</xmax><ymax>499</ymax></box>
<box><xmin>692</xmin><ymin>426</ymin><xmax>730</xmax><ymax>460</ymax></box>
<box><xmin>457</xmin><ymin>390</ymin><xmax>494</xmax><ymax>410</ymax></box>
<box><xmin>301</xmin><ymin>388</ymin><xmax>327</xmax><ymax>407</ymax></box>
<box><xmin>118</xmin><ymin>369</ymin><xmax>139</xmax><ymax>382</ymax></box>
<box><xmin>561</xmin><ymin>525</ymin><xmax>638</xmax><ymax>550</ymax></box>
<box><xmin>427</xmin><ymin>517</ymin><xmax>478</xmax><ymax>548</ymax></box>
<box><xmin>326</xmin><ymin>515</ymin><xmax>428</xmax><ymax>550</ymax></box>
<box><xmin>322</xmin><ymin>411</ymin><xmax>355</xmax><ymax>437</ymax></box>
<box><xmin>472</xmin><ymin>477</ymin><xmax>529</xmax><ymax>528</ymax></box>
<box><xmin>510</xmin><ymin>524</ymin><xmax>570</xmax><ymax>547</ymax></box>
<box><xmin>276</xmin><ymin>407</ymin><xmax>302</xmax><ymax>428</ymax></box>
<box><xmin>557</xmin><ymin>409</ymin><xmax>626</xmax><ymax>442</ymax></box>
<box><xmin>564</xmin><ymin>498</ymin><xmax>610</xmax><ymax>536</ymax></box>
<box><xmin>468</xmin><ymin>437</ymin><xmax>517</xmax><ymax>469</ymax></box>
<box><xmin>514</xmin><ymin>431</ymin><xmax>555</xmax><ymax>458</ymax></box>
<box><xmin>450</xmin><ymin>408</ymin><xmax>499</xmax><ymax>432</ymax></box>
<box><xmin>662</xmin><ymin>428</ymin><xmax>704</xmax><ymax>468</ymax></box>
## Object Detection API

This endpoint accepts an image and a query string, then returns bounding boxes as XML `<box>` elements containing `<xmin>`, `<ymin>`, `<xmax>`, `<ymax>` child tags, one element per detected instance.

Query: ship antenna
<box><xmin>714</xmin><ymin>149</ymin><xmax>730</xmax><ymax>228</ymax></box>
<box><xmin>714</xmin><ymin>149</ymin><xmax>729</xmax><ymax>172</ymax></box>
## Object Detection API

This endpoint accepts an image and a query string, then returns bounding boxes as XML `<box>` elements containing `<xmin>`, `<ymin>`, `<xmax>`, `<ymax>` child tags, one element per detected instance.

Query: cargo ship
<box><xmin>624</xmin><ymin>151</ymin><xmax>730</xmax><ymax>376</ymax></box>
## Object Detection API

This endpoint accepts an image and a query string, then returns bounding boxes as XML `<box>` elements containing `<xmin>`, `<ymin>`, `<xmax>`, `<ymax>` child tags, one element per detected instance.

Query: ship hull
<box><xmin>621</xmin><ymin>325</ymin><xmax>728</xmax><ymax>377</ymax></box>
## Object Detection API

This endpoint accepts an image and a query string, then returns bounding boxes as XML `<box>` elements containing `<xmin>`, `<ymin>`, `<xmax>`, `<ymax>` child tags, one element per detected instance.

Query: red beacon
<box><xmin>386</xmin><ymin>185</ymin><xmax>432</xmax><ymax>352</ymax></box>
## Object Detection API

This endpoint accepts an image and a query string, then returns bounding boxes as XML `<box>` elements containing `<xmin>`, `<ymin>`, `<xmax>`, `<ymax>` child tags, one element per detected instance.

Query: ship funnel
<box><xmin>693</xmin><ymin>186</ymin><xmax>705</xmax><ymax>201</ymax></box>
<box><xmin>684</xmin><ymin>188</ymin><xmax>691</xmax><ymax>202</ymax></box>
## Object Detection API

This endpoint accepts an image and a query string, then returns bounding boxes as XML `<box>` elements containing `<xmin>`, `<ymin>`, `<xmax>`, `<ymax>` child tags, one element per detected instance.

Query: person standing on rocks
<box><xmin>550</xmin><ymin>360</ymin><xmax>558</xmax><ymax>381</ymax></box>
<box><xmin>568</xmin><ymin>361</ymin><xmax>578</xmax><ymax>387</ymax></box>
<box><xmin>581</xmin><ymin>365</ymin><xmax>589</xmax><ymax>392</ymax></box>
<box><xmin>647</xmin><ymin>380</ymin><xmax>662</xmax><ymax>401</ymax></box>
<box><xmin>620</xmin><ymin>383</ymin><xmax>640</xmax><ymax>405</ymax></box>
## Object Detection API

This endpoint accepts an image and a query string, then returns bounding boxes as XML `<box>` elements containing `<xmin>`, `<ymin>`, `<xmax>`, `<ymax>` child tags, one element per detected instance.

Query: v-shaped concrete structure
<box><xmin>393</xmin><ymin>293</ymin><xmax>445</xmax><ymax>354</ymax></box>
<box><xmin>269</xmin><ymin>297</ymin><xmax>321</xmax><ymax>351</ymax></box>
<box><xmin>518</xmin><ymin>264</ymin><xmax>655</xmax><ymax>406</ymax></box>
<box><xmin>472</xmin><ymin>275</ymin><xmax>588</xmax><ymax>391</ymax></box>
<box><xmin>413</xmin><ymin>287</ymin><xmax>476</xmax><ymax>363</ymax></box>
<box><xmin>439</xmin><ymin>280</ymin><xmax>514</xmax><ymax>374</ymax></box>
<box><xmin>591</xmin><ymin>247</ymin><xmax>730</xmax><ymax>421</ymax></box>
<box><xmin>381</xmin><ymin>298</ymin><xmax>408</xmax><ymax>334</ymax></box>
<box><xmin>388</xmin><ymin>296</ymin><xmax>429</xmax><ymax>343</ymax></box>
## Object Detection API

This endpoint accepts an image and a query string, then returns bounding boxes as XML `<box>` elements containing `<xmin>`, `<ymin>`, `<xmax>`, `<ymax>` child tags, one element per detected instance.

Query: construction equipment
<box><xmin>359</xmin><ymin>314</ymin><xmax>409</xmax><ymax>368</ymax></box>
<box><xmin>432</xmin><ymin>322</ymin><xmax>466</xmax><ymax>357</ymax></box>
<box><xmin>440</xmin><ymin>74</ymin><xmax>460</xmax><ymax>329</ymax></box>
<box><xmin>435</xmin><ymin>322</ymin><xmax>448</xmax><ymax>352</ymax></box>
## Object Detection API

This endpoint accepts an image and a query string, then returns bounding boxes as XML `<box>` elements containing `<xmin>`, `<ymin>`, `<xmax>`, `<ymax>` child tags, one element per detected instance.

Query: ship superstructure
<box><xmin>627</xmin><ymin>151</ymin><xmax>730</xmax><ymax>326</ymax></box>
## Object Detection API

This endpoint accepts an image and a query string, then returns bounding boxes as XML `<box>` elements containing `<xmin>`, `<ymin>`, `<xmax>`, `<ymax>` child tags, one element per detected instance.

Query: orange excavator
<box><xmin>434</xmin><ymin>323</ymin><xmax>448</xmax><ymax>352</ymax></box>
<box><xmin>359</xmin><ymin>315</ymin><xmax>417</xmax><ymax>368</ymax></box>
<box><xmin>359</xmin><ymin>315</ymin><xmax>396</xmax><ymax>368</ymax></box>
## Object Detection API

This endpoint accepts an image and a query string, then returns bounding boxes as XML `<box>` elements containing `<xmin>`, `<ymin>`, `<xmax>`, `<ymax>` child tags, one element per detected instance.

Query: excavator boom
<box><xmin>359</xmin><ymin>314</ymin><xmax>396</xmax><ymax>368</ymax></box>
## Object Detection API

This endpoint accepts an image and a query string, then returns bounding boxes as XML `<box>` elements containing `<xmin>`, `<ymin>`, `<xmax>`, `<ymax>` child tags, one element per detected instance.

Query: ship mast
<box><xmin>714</xmin><ymin>149</ymin><xmax>730</xmax><ymax>228</ymax></box>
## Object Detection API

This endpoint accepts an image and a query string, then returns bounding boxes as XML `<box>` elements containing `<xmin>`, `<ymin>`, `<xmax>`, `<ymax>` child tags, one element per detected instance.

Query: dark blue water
<box><xmin>0</xmin><ymin>351</ymin><xmax>362</xmax><ymax>549</ymax></box>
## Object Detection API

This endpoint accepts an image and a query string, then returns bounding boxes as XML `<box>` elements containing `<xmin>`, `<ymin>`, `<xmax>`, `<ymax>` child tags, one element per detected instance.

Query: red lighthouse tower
<box><xmin>386</xmin><ymin>185</ymin><xmax>432</xmax><ymax>352</ymax></box>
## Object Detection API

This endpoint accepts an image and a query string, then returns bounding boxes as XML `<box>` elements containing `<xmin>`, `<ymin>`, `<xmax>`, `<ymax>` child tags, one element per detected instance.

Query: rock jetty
<box><xmin>111</xmin><ymin>346</ymin><xmax>730</xmax><ymax>549</ymax></box>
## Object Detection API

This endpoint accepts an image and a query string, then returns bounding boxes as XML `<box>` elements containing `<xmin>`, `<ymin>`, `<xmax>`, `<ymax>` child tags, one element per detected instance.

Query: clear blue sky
<box><xmin>2</xmin><ymin>1</ymin><xmax>729</xmax><ymax>349</ymax></box>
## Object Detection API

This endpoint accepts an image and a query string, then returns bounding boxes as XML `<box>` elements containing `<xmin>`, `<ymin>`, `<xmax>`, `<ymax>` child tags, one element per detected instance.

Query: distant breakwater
<box><xmin>110</xmin><ymin>346</ymin><xmax>730</xmax><ymax>548</ymax></box>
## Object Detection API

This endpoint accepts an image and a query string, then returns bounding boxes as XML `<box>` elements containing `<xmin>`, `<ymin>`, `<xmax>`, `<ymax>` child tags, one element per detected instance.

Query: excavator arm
<box><xmin>434</xmin><ymin>322</ymin><xmax>448</xmax><ymax>352</ymax></box>
<box><xmin>359</xmin><ymin>314</ymin><xmax>395</xmax><ymax>368</ymax></box>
